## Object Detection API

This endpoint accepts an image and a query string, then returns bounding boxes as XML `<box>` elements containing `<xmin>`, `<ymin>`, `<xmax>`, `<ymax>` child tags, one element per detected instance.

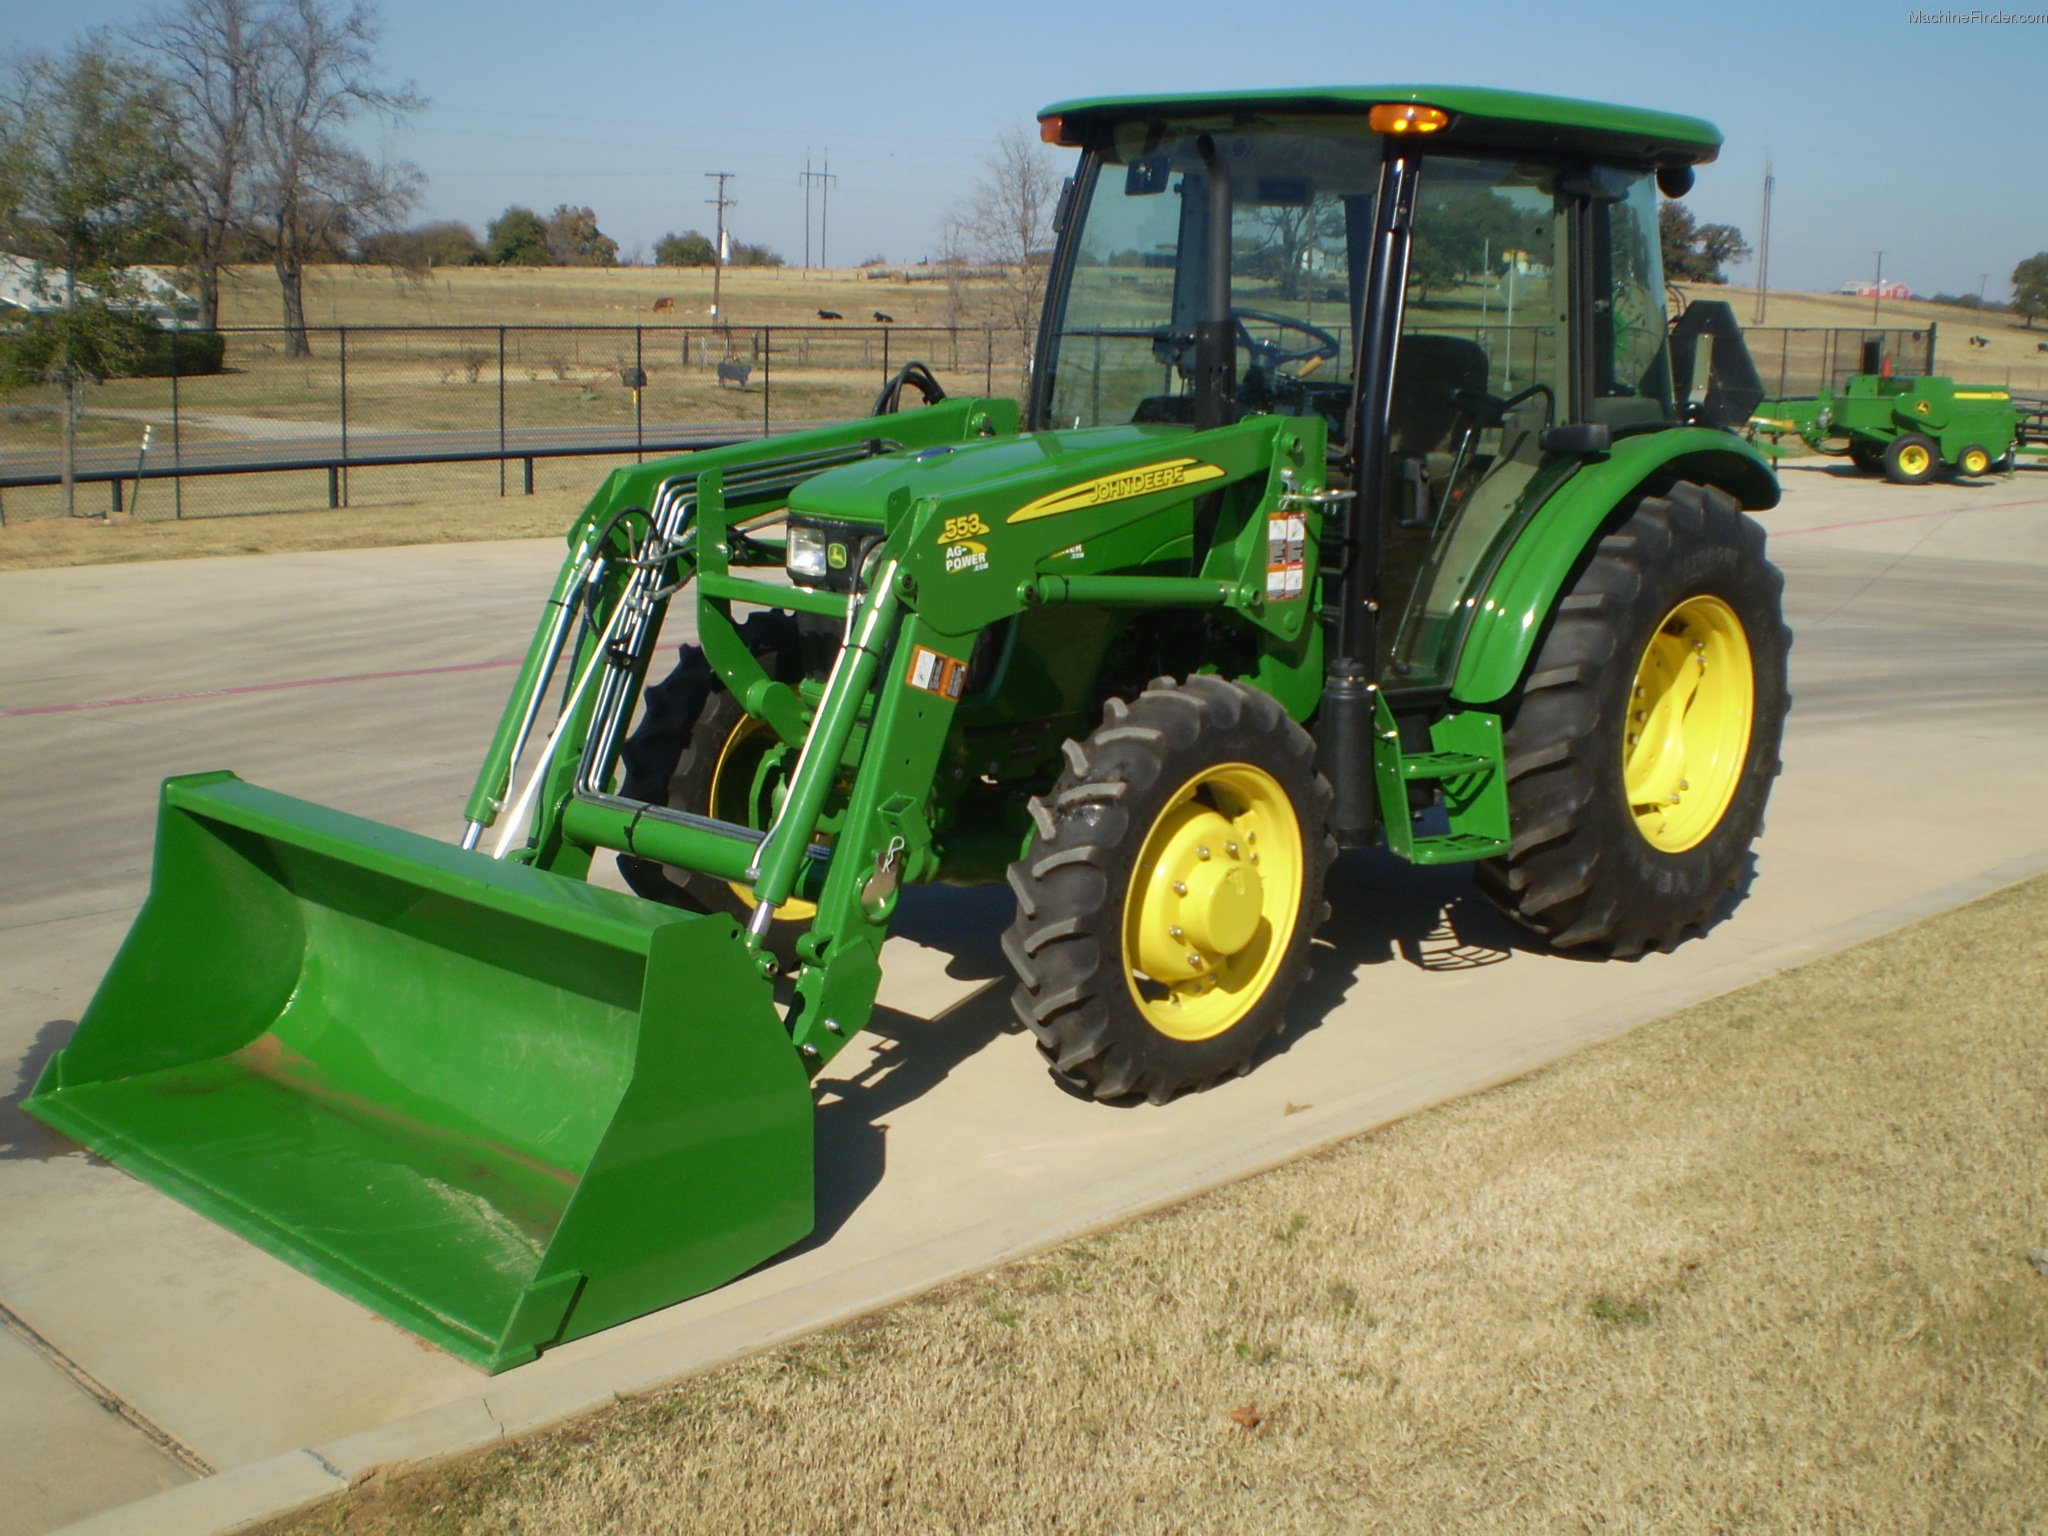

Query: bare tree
<box><xmin>139</xmin><ymin>0</ymin><xmax>263</xmax><ymax>330</ymax></box>
<box><xmin>951</xmin><ymin>125</ymin><xmax>1062</xmax><ymax>390</ymax></box>
<box><xmin>251</xmin><ymin>0</ymin><xmax>421</xmax><ymax>355</ymax></box>
<box><xmin>0</xmin><ymin>41</ymin><xmax>186</xmax><ymax>516</ymax></box>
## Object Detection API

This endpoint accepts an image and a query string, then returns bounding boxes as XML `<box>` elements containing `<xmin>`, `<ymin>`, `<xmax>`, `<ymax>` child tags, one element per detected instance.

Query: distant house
<box><xmin>1837</xmin><ymin>278</ymin><xmax>1914</xmax><ymax>301</ymax></box>
<box><xmin>0</xmin><ymin>255</ymin><xmax>200</xmax><ymax>328</ymax></box>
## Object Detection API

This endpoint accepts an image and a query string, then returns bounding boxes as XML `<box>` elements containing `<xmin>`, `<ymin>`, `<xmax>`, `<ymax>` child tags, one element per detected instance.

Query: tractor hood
<box><xmin>786</xmin><ymin>424</ymin><xmax>1195</xmax><ymax>526</ymax></box>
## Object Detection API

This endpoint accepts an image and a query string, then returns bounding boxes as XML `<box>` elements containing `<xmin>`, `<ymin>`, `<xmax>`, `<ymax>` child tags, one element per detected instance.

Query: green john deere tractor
<box><xmin>29</xmin><ymin>85</ymin><xmax>1790</xmax><ymax>1372</ymax></box>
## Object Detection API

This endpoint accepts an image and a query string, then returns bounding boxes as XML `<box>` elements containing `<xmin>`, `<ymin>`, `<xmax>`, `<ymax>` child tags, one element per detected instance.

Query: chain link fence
<box><xmin>0</xmin><ymin>322</ymin><xmax>1033</xmax><ymax>525</ymax></box>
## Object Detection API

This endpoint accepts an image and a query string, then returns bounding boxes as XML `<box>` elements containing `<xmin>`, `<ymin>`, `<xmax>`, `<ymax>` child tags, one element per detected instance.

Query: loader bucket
<box><xmin>26</xmin><ymin>772</ymin><xmax>813</xmax><ymax>1373</ymax></box>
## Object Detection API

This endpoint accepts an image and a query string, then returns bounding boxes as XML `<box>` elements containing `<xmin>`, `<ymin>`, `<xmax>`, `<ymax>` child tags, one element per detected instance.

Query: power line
<box><xmin>705</xmin><ymin>172</ymin><xmax>735</xmax><ymax>317</ymax></box>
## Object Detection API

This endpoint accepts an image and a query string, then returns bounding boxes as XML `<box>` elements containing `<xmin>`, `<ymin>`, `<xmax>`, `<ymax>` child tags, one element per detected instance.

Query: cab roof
<box><xmin>1037</xmin><ymin>84</ymin><xmax>1721</xmax><ymax>168</ymax></box>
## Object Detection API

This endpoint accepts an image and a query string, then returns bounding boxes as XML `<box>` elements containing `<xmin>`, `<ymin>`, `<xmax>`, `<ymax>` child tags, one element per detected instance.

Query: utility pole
<box><xmin>1979</xmin><ymin>272</ymin><xmax>1990</xmax><ymax>306</ymax></box>
<box><xmin>813</xmin><ymin>152</ymin><xmax>838</xmax><ymax>269</ymax></box>
<box><xmin>1872</xmin><ymin>250</ymin><xmax>1884</xmax><ymax>326</ymax></box>
<box><xmin>1752</xmin><ymin>157</ymin><xmax>1774</xmax><ymax>325</ymax></box>
<box><xmin>705</xmin><ymin>172</ymin><xmax>735</xmax><ymax>317</ymax></box>
<box><xmin>798</xmin><ymin>152</ymin><xmax>812</xmax><ymax>268</ymax></box>
<box><xmin>798</xmin><ymin>153</ymin><xmax>837</xmax><ymax>271</ymax></box>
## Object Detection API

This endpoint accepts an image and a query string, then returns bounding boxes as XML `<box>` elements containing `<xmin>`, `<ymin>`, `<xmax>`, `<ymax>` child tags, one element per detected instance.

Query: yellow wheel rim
<box><xmin>1120</xmin><ymin>762</ymin><xmax>1302</xmax><ymax>1042</ymax></box>
<box><xmin>1895</xmin><ymin>443</ymin><xmax>1931</xmax><ymax>477</ymax></box>
<box><xmin>1960</xmin><ymin>447</ymin><xmax>1990</xmax><ymax>476</ymax></box>
<box><xmin>1623</xmin><ymin>595</ymin><xmax>1755</xmax><ymax>854</ymax></box>
<box><xmin>711</xmin><ymin>714</ymin><xmax>817</xmax><ymax>921</ymax></box>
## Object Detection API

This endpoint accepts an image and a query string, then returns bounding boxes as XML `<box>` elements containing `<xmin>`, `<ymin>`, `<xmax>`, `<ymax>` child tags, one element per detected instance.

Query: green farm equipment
<box><xmin>29</xmin><ymin>86</ymin><xmax>1791</xmax><ymax>1371</ymax></box>
<box><xmin>1753</xmin><ymin>370</ymin><xmax>2019</xmax><ymax>482</ymax></box>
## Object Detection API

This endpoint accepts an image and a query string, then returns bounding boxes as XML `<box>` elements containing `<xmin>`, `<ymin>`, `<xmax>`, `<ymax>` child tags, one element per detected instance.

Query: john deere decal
<box><xmin>1007</xmin><ymin>458</ymin><xmax>1226</xmax><ymax>523</ymax></box>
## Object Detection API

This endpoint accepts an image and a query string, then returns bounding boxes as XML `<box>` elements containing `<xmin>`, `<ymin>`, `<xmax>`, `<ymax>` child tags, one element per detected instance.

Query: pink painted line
<box><xmin>1768</xmin><ymin>495</ymin><xmax>2048</xmax><ymax>539</ymax></box>
<box><xmin>2</xmin><ymin>657</ymin><xmax>521</xmax><ymax>719</ymax></box>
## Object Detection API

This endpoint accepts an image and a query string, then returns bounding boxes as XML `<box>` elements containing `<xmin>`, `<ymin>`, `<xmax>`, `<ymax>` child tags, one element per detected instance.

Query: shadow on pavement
<box><xmin>752</xmin><ymin>840</ymin><xmax>1766</xmax><ymax>1252</ymax></box>
<box><xmin>0</xmin><ymin>1018</ymin><xmax>85</xmax><ymax>1163</ymax></box>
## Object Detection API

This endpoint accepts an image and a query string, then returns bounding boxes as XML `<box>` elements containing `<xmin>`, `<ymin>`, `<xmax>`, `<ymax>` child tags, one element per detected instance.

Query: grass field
<box><xmin>0</xmin><ymin>477</ymin><xmax>594</xmax><ymax>570</ymax></box>
<box><xmin>265</xmin><ymin>873</ymin><xmax>2048</xmax><ymax>1536</ymax></box>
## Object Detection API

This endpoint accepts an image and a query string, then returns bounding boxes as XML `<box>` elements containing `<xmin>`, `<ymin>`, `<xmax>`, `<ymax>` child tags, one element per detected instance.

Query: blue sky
<box><xmin>7</xmin><ymin>0</ymin><xmax>2044</xmax><ymax>297</ymax></box>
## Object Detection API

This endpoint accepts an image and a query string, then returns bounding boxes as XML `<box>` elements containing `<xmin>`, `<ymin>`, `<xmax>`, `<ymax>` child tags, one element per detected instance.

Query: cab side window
<box><xmin>1590</xmin><ymin>173</ymin><xmax>1674</xmax><ymax>425</ymax></box>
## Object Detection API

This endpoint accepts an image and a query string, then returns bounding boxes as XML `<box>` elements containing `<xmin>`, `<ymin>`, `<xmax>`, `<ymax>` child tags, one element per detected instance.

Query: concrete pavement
<box><xmin>3</xmin><ymin>462</ymin><xmax>2045</xmax><ymax>1535</ymax></box>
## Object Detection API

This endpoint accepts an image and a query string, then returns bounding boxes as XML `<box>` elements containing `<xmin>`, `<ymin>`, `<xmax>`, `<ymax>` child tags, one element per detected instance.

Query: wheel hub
<box><xmin>1623</xmin><ymin>594</ymin><xmax>1755</xmax><ymax>853</ymax></box>
<box><xmin>1123</xmin><ymin>762</ymin><xmax>1301</xmax><ymax>1041</ymax></box>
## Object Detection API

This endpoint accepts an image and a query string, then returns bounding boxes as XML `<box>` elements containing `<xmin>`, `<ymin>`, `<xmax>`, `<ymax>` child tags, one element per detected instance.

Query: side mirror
<box><xmin>1539</xmin><ymin>423</ymin><xmax>1612</xmax><ymax>456</ymax></box>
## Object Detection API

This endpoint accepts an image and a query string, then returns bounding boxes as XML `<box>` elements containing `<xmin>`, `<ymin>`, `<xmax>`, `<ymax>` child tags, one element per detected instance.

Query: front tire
<box><xmin>1474</xmin><ymin>482</ymin><xmax>1790</xmax><ymax>956</ymax></box>
<box><xmin>1003</xmin><ymin>676</ymin><xmax>1334</xmax><ymax>1103</ymax></box>
<box><xmin>615</xmin><ymin>612</ymin><xmax>812</xmax><ymax>961</ymax></box>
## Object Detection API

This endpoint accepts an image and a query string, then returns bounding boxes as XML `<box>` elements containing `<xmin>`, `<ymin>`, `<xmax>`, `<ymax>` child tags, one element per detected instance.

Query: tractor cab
<box><xmin>1032</xmin><ymin>87</ymin><xmax>1723</xmax><ymax>702</ymax></box>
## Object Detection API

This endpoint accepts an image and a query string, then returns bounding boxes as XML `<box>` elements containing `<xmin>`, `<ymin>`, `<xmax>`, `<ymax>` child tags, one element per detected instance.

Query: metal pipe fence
<box><xmin>8</xmin><ymin>317</ymin><xmax>2041</xmax><ymax>526</ymax></box>
<box><xmin>0</xmin><ymin>322</ymin><xmax>1033</xmax><ymax>525</ymax></box>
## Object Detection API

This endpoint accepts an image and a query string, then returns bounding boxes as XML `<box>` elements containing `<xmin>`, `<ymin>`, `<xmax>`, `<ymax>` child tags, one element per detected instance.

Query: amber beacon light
<box><xmin>1368</xmin><ymin>102</ymin><xmax>1448</xmax><ymax>134</ymax></box>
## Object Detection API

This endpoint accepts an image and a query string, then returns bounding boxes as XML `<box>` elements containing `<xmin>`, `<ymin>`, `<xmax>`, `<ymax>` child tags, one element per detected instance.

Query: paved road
<box><xmin>3</xmin><ymin>463</ymin><xmax>2047</xmax><ymax>1535</ymax></box>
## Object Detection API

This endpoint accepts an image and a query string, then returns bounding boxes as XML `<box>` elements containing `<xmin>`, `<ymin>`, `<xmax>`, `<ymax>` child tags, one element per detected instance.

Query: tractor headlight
<box><xmin>784</xmin><ymin>519</ymin><xmax>868</xmax><ymax>589</ymax></box>
<box><xmin>786</xmin><ymin>524</ymin><xmax>832</xmax><ymax>583</ymax></box>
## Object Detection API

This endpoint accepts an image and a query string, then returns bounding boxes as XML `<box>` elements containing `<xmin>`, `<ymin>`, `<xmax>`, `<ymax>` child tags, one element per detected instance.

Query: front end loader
<box><xmin>30</xmin><ymin>85</ymin><xmax>1791</xmax><ymax>1371</ymax></box>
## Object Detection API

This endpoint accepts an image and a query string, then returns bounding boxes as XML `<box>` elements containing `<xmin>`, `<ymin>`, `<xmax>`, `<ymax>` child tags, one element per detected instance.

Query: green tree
<box><xmin>0</xmin><ymin>40</ymin><xmax>188</xmax><ymax>517</ymax></box>
<box><xmin>1659</xmin><ymin>201</ymin><xmax>1750</xmax><ymax>284</ymax></box>
<box><xmin>654</xmin><ymin>229</ymin><xmax>714</xmax><ymax>266</ymax></box>
<box><xmin>2011</xmin><ymin>253</ymin><xmax>2048</xmax><ymax>329</ymax></box>
<box><xmin>488</xmin><ymin>205</ymin><xmax>548</xmax><ymax>266</ymax></box>
<box><xmin>359</xmin><ymin>218</ymin><xmax>483</xmax><ymax>273</ymax></box>
<box><xmin>728</xmin><ymin>239</ymin><xmax>783</xmax><ymax>268</ymax></box>
<box><xmin>544</xmin><ymin>203</ymin><xmax>617</xmax><ymax>267</ymax></box>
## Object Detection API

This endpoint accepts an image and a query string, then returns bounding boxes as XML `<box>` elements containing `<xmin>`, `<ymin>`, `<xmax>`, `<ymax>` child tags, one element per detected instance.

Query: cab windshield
<box><xmin>1038</xmin><ymin>120</ymin><xmax>1380</xmax><ymax>439</ymax></box>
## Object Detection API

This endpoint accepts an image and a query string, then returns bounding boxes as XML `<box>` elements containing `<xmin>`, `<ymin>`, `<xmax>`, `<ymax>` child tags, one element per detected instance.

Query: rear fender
<box><xmin>1449</xmin><ymin>428</ymin><xmax>1777</xmax><ymax>708</ymax></box>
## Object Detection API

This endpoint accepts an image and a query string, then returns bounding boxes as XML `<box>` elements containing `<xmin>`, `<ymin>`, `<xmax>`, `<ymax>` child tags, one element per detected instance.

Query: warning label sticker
<box><xmin>906</xmin><ymin>645</ymin><xmax>968</xmax><ymax>700</ymax></box>
<box><xmin>1266</xmin><ymin>512</ymin><xmax>1307</xmax><ymax>601</ymax></box>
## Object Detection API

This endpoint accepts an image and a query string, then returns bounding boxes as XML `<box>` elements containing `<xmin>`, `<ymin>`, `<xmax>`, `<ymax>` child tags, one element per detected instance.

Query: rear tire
<box><xmin>1003</xmin><ymin>676</ymin><xmax>1334</xmax><ymax>1103</ymax></box>
<box><xmin>1474</xmin><ymin>482</ymin><xmax>1790</xmax><ymax>956</ymax></box>
<box><xmin>1883</xmin><ymin>433</ymin><xmax>1939</xmax><ymax>484</ymax></box>
<box><xmin>1847</xmin><ymin>442</ymin><xmax>1883</xmax><ymax>475</ymax></box>
<box><xmin>1955</xmin><ymin>443</ymin><xmax>1992</xmax><ymax>478</ymax></box>
<box><xmin>616</xmin><ymin>612</ymin><xmax>810</xmax><ymax>962</ymax></box>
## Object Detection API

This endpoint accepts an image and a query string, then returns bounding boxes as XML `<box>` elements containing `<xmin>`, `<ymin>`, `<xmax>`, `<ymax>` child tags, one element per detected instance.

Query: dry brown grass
<box><xmin>216</xmin><ymin>263</ymin><xmax>978</xmax><ymax>331</ymax></box>
<box><xmin>0</xmin><ymin>488</ymin><xmax>584</xmax><ymax>571</ymax></box>
<box><xmin>268</xmin><ymin>875</ymin><xmax>2048</xmax><ymax>1535</ymax></box>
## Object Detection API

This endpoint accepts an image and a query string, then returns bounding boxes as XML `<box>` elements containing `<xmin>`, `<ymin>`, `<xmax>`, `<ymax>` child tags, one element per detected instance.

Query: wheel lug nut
<box><xmin>1225</xmin><ymin>841</ymin><xmax>1239</xmax><ymax>857</ymax></box>
<box><xmin>1246</xmin><ymin>831</ymin><xmax>1256</xmax><ymax>844</ymax></box>
<box><xmin>1172</xmin><ymin>880</ymin><xmax>1187</xmax><ymax>896</ymax></box>
<box><xmin>1187</xmin><ymin>952</ymin><xmax>1204</xmax><ymax>968</ymax></box>
<box><xmin>1249</xmin><ymin>853</ymin><xmax>1258</xmax><ymax>864</ymax></box>
<box><xmin>1169</xmin><ymin>925</ymin><xmax>1184</xmax><ymax>940</ymax></box>
<box><xmin>1196</xmin><ymin>846</ymin><xmax>1211</xmax><ymax>860</ymax></box>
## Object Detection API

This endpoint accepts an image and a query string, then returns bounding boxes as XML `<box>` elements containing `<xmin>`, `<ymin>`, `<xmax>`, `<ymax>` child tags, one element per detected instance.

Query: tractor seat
<box><xmin>1387</xmin><ymin>333</ymin><xmax>1491</xmax><ymax>457</ymax></box>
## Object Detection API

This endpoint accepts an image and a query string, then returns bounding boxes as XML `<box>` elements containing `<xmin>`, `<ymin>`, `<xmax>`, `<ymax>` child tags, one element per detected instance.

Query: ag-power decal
<box><xmin>936</xmin><ymin>512</ymin><xmax>990</xmax><ymax>575</ymax></box>
<box><xmin>1006</xmin><ymin>457</ymin><xmax>1226</xmax><ymax>524</ymax></box>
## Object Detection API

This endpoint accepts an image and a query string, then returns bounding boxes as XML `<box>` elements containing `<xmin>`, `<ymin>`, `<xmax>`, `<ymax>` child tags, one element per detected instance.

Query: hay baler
<box><xmin>1753</xmin><ymin>372</ymin><xmax>2019</xmax><ymax>481</ymax></box>
<box><xmin>29</xmin><ymin>85</ymin><xmax>1790</xmax><ymax>1371</ymax></box>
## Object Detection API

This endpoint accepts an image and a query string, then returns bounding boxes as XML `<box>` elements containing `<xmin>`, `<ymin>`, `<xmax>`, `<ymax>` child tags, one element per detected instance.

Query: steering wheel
<box><xmin>1230</xmin><ymin>308</ymin><xmax>1342</xmax><ymax>372</ymax></box>
<box><xmin>1151</xmin><ymin>310</ymin><xmax>1343</xmax><ymax>379</ymax></box>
